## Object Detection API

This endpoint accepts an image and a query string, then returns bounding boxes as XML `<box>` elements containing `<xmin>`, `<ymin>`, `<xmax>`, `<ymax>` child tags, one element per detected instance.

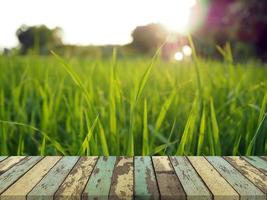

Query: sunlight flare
<box><xmin>159</xmin><ymin>0</ymin><xmax>197</xmax><ymax>33</ymax></box>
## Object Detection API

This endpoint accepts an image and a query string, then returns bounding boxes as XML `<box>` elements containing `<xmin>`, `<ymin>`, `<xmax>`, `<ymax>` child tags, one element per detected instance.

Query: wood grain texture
<box><xmin>82</xmin><ymin>156</ymin><xmax>116</xmax><ymax>200</ymax></box>
<box><xmin>170</xmin><ymin>156</ymin><xmax>212</xmax><ymax>200</ymax></box>
<box><xmin>225</xmin><ymin>156</ymin><xmax>267</xmax><ymax>195</ymax></box>
<box><xmin>109</xmin><ymin>157</ymin><xmax>134</xmax><ymax>200</ymax></box>
<box><xmin>188</xmin><ymin>156</ymin><xmax>239</xmax><ymax>200</ymax></box>
<box><xmin>152</xmin><ymin>156</ymin><xmax>173</xmax><ymax>172</ymax></box>
<box><xmin>134</xmin><ymin>156</ymin><xmax>159</xmax><ymax>200</ymax></box>
<box><xmin>0</xmin><ymin>157</ymin><xmax>7</xmax><ymax>162</ymax></box>
<box><xmin>152</xmin><ymin>156</ymin><xmax>186</xmax><ymax>200</ymax></box>
<box><xmin>243</xmin><ymin>156</ymin><xmax>267</xmax><ymax>175</ymax></box>
<box><xmin>54</xmin><ymin>156</ymin><xmax>98</xmax><ymax>200</ymax></box>
<box><xmin>0</xmin><ymin>156</ymin><xmax>25</xmax><ymax>174</ymax></box>
<box><xmin>206</xmin><ymin>156</ymin><xmax>265</xmax><ymax>200</ymax></box>
<box><xmin>27</xmin><ymin>156</ymin><xmax>79</xmax><ymax>200</ymax></box>
<box><xmin>1</xmin><ymin>156</ymin><xmax>61</xmax><ymax>200</ymax></box>
<box><xmin>0</xmin><ymin>156</ymin><xmax>266</xmax><ymax>199</ymax></box>
<box><xmin>0</xmin><ymin>156</ymin><xmax>42</xmax><ymax>194</ymax></box>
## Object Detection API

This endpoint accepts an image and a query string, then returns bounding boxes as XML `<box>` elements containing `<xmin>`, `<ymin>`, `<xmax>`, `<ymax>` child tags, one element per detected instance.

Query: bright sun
<box><xmin>158</xmin><ymin>0</ymin><xmax>197</xmax><ymax>33</ymax></box>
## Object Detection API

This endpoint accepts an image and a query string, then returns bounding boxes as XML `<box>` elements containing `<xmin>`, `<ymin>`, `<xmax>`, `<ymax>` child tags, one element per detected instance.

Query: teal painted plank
<box><xmin>0</xmin><ymin>157</ymin><xmax>7</xmax><ymax>162</ymax></box>
<box><xmin>134</xmin><ymin>156</ymin><xmax>159</xmax><ymax>200</ymax></box>
<box><xmin>0</xmin><ymin>156</ymin><xmax>42</xmax><ymax>194</ymax></box>
<box><xmin>82</xmin><ymin>156</ymin><xmax>116</xmax><ymax>200</ymax></box>
<box><xmin>243</xmin><ymin>156</ymin><xmax>267</xmax><ymax>175</ymax></box>
<box><xmin>0</xmin><ymin>156</ymin><xmax>26</xmax><ymax>174</ymax></box>
<box><xmin>27</xmin><ymin>156</ymin><xmax>79</xmax><ymax>200</ymax></box>
<box><xmin>207</xmin><ymin>156</ymin><xmax>265</xmax><ymax>200</ymax></box>
<box><xmin>170</xmin><ymin>156</ymin><xmax>212</xmax><ymax>200</ymax></box>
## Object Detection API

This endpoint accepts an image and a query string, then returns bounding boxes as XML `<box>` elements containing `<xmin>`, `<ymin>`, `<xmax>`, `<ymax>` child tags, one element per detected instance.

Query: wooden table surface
<box><xmin>0</xmin><ymin>156</ymin><xmax>266</xmax><ymax>200</ymax></box>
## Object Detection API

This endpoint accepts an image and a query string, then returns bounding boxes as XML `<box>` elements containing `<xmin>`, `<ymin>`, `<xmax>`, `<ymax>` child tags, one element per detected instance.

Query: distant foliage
<box><xmin>131</xmin><ymin>23</ymin><xmax>168</xmax><ymax>54</ymax></box>
<box><xmin>193</xmin><ymin>0</ymin><xmax>267</xmax><ymax>61</ymax></box>
<box><xmin>16</xmin><ymin>25</ymin><xmax>63</xmax><ymax>55</ymax></box>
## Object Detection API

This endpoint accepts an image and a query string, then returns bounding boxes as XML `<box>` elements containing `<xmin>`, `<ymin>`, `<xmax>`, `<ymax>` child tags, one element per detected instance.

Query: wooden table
<box><xmin>0</xmin><ymin>156</ymin><xmax>266</xmax><ymax>199</ymax></box>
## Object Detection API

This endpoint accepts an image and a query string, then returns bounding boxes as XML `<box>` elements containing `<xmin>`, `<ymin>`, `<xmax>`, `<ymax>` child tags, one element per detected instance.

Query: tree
<box><xmin>16</xmin><ymin>25</ymin><xmax>63</xmax><ymax>55</ymax></box>
<box><xmin>192</xmin><ymin>0</ymin><xmax>267</xmax><ymax>61</ymax></box>
<box><xmin>131</xmin><ymin>23</ymin><xmax>168</xmax><ymax>54</ymax></box>
<box><xmin>230</xmin><ymin>0</ymin><xmax>267</xmax><ymax>60</ymax></box>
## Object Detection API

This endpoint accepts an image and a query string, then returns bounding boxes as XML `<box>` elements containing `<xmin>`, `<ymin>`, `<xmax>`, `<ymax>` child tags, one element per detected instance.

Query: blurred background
<box><xmin>0</xmin><ymin>0</ymin><xmax>267</xmax><ymax>61</ymax></box>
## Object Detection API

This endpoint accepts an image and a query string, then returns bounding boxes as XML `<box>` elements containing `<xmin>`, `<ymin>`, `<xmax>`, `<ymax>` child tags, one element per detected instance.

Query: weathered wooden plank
<box><xmin>152</xmin><ymin>156</ymin><xmax>186</xmax><ymax>200</ymax></box>
<box><xmin>170</xmin><ymin>156</ymin><xmax>212</xmax><ymax>200</ymax></box>
<box><xmin>261</xmin><ymin>156</ymin><xmax>267</xmax><ymax>162</ymax></box>
<box><xmin>27</xmin><ymin>156</ymin><xmax>79</xmax><ymax>200</ymax></box>
<box><xmin>188</xmin><ymin>156</ymin><xmax>239</xmax><ymax>200</ymax></box>
<box><xmin>0</xmin><ymin>156</ymin><xmax>25</xmax><ymax>174</ymax></box>
<box><xmin>225</xmin><ymin>156</ymin><xmax>267</xmax><ymax>195</ymax></box>
<box><xmin>82</xmin><ymin>156</ymin><xmax>116</xmax><ymax>200</ymax></box>
<box><xmin>207</xmin><ymin>156</ymin><xmax>265</xmax><ymax>200</ymax></box>
<box><xmin>109</xmin><ymin>157</ymin><xmax>133</xmax><ymax>200</ymax></box>
<box><xmin>152</xmin><ymin>156</ymin><xmax>173</xmax><ymax>172</ymax></box>
<box><xmin>54</xmin><ymin>156</ymin><xmax>98</xmax><ymax>200</ymax></box>
<box><xmin>0</xmin><ymin>157</ymin><xmax>7</xmax><ymax>162</ymax></box>
<box><xmin>134</xmin><ymin>156</ymin><xmax>159</xmax><ymax>200</ymax></box>
<box><xmin>1</xmin><ymin>156</ymin><xmax>61</xmax><ymax>200</ymax></box>
<box><xmin>0</xmin><ymin>156</ymin><xmax>42</xmax><ymax>194</ymax></box>
<box><xmin>243</xmin><ymin>156</ymin><xmax>267</xmax><ymax>175</ymax></box>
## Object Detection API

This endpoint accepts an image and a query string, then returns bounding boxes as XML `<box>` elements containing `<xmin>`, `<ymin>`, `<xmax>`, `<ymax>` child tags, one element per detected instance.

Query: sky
<box><xmin>0</xmin><ymin>0</ymin><xmax>196</xmax><ymax>48</ymax></box>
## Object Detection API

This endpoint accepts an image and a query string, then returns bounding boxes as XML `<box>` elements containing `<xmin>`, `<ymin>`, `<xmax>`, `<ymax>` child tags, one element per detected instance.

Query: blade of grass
<box><xmin>246</xmin><ymin>113</ymin><xmax>267</xmax><ymax>155</ymax></box>
<box><xmin>155</xmin><ymin>89</ymin><xmax>176</xmax><ymax>131</ymax></box>
<box><xmin>109</xmin><ymin>48</ymin><xmax>118</xmax><ymax>153</ymax></box>
<box><xmin>0</xmin><ymin>120</ymin><xmax>66</xmax><ymax>155</ymax></box>
<box><xmin>50</xmin><ymin>51</ymin><xmax>93</xmax><ymax>113</ymax></box>
<box><xmin>127</xmin><ymin>42</ymin><xmax>165</xmax><ymax>156</ymax></box>
<box><xmin>210</xmin><ymin>97</ymin><xmax>221</xmax><ymax>155</ymax></box>
<box><xmin>151</xmin><ymin>140</ymin><xmax>179</xmax><ymax>155</ymax></box>
<box><xmin>98</xmin><ymin>120</ymin><xmax>110</xmax><ymax>156</ymax></box>
<box><xmin>163</xmin><ymin>117</ymin><xmax>176</xmax><ymax>154</ymax></box>
<box><xmin>197</xmin><ymin>104</ymin><xmax>206</xmax><ymax>155</ymax></box>
<box><xmin>258</xmin><ymin>92</ymin><xmax>267</xmax><ymax>126</ymax></box>
<box><xmin>176</xmin><ymin>99</ymin><xmax>197</xmax><ymax>155</ymax></box>
<box><xmin>142</xmin><ymin>98</ymin><xmax>149</xmax><ymax>155</ymax></box>
<box><xmin>78</xmin><ymin>114</ymin><xmax>99</xmax><ymax>155</ymax></box>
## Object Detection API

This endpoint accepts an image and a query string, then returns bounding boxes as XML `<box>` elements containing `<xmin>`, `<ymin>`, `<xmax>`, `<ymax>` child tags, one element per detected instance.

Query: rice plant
<box><xmin>0</xmin><ymin>50</ymin><xmax>266</xmax><ymax>155</ymax></box>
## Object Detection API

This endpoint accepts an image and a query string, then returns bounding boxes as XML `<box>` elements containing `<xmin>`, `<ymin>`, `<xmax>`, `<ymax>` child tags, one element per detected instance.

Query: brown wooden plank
<box><xmin>225</xmin><ymin>156</ymin><xmax>267</xmax><ymax>195</ymax></box>
<box><xmin>109</xmin><ymin>157</ymin><xmax>134</xmax><ymax>200</ymax></box>
<box><xmin>1</xmin><ymin>156</ymin><xmax>61</xmax><ymax>200</ymax></box>
<box><xmin>54</xmin><ymin>156</ymin><xmax>98</xmax><ymax>200</ymax></box>
<box><xmin>0</xmin><ymin>156</ymin><xmax>25</xmax><ymax>174</ymax></box>
<box><xmin>152</xmin><ymin>156</ymin><xmax>186</xmax><ymax>200</ymax></box>
<box><xmin>188</xmin><ymin>156</ymin><xmax>239</xmax><ymax>200</ymax></box>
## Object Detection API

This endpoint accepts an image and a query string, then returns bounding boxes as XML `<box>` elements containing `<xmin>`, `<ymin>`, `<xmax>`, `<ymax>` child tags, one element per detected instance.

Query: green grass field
<box><xmin>0</xmin><ymin>51</ymin><xmax>266</xmax><ymax>156</ymax></box>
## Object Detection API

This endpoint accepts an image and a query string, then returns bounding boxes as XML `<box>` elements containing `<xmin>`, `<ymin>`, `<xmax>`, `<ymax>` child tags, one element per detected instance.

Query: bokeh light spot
<box><xmin>182</xmin><ymin>45</ymin><xmax>192</xmax><ymax>56</ymax></box>
<box><xmin>174</xmin><ymin>51</ymin><xmax>184</xmax><ymax>61</ymax></box>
